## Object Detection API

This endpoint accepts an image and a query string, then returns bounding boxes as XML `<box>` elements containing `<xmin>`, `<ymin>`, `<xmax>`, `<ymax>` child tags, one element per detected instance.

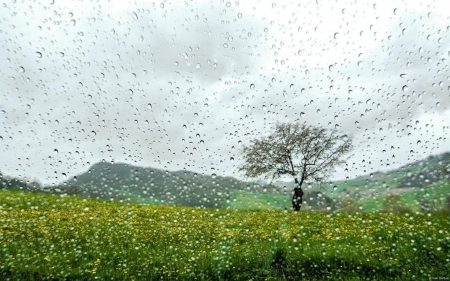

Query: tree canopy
<box><xmin>239</xmin><ymin>122</ymin><xmax>353</xmax><ymax>195</ymax></box>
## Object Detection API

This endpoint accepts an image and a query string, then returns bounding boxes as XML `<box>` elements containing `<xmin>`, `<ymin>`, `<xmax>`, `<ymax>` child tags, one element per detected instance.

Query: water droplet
<box><xmin>60</xmin><ymin>52</ymin><xmax>64</xmax><ymax>57</ymax></box>
<box><xmin>36</xmin><ymin>52</ymin><xmax>42</xmax><ymax>58</ymax></box>
<box><xmin>290</xmin><ymin>84</ymin><xmax>294</xmax><ymax>89</ymax></box>
<box><xmin>334</xmin><ymin>32</ymin><xmax>339</xmax><ymax>39</ymax></box>
<box><xmin>129</xmin><ymin>89</ymin><xmax>133</xmax><ymax>95</ymax></box>
<box><xmin>147</xmin><ymin>103</ymin><xmax>152</xmax><ymax>109</ymax></box>
<box><xmin>237</xmin><ymin>12</ymin><xmax>242</xmax><ymax>19</ymax></box>
<box><xmin>223</xmin><ymin>43</ymin><xmax>228</xmax><ymax>48</ymax></box>
<box><xmin>19</xmin><ymin>66</ymin><xmax>25</xmax><ymax>73</ymax></box>
<box><xmin>49</xmin><ymin>0</ymin><xmax>55</xmax><ymax>4</ymax></box>
<box><xmin>329</xmin><ymin>65</ymin><xmax>334</xmax><ymax>71</ymax></box>
<box><xmin>71</xmin><ymin>19</ymin><xmax>76</xmax><ymax>26</ymax></box>
<box><xmin>300</xmin><ymin>112</ymin><xmax>305</xmax><ymax>117</ymax></box>
<box><xmin>402</xmin><ymin>85</ymin><xmax>408</xmax><ymax>92</ymax></box>
<box><xmin>250</xmin><ymin>84</ymin><xmax>255</xmax><ymax>90</ymax></box>
<box><xmin>132</xmin><ymin>12</ymin><xmax>138</xmax><ymax>20</ymax></box>
<box><xmin>400</xmin><ymin>74</ymin><xmax>407</xmax><ymax>78</ymax></box>
<box><xmin>91</xmin><ymin>131</ymin><xmax>96</xmax><ymax>136</ymax></box>
<box><xmin>196</xmin><ymin>63</ymin><xmax>201</xmax><ymax>69</ymax></box>
<box><xmin>54</xmin><ymin>149</ymin><xmax>58</xmax><ymax>154</ymax></box>
<box><xmin>212</xmin><ymin>173</ymin><xmax>217</xmax><ymax>179</ymax></box>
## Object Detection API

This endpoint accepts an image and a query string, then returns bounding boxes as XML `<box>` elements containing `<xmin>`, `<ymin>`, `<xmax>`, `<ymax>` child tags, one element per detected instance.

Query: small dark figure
<box><xmin>292</xmin><ymin>187</ymin><xmax>304</xmax><ymax>211</ymax></box>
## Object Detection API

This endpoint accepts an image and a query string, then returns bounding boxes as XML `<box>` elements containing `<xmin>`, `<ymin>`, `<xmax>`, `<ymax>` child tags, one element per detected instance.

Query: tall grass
<box><xmin>1</xmin><ymin>189</ymin><xmax>449</xmax><ymax>280</ymax></box>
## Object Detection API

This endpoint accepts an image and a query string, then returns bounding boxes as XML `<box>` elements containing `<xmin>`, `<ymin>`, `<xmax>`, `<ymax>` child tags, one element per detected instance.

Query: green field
<box><xmin>0</xmin><ymin>189</ymin><xmax>449</xmax><ymax>280</ymax></box>
<box><xmin>226</xmin><ymin>190</ymin><xmax>290</xmax><ymax>210</ymax></box>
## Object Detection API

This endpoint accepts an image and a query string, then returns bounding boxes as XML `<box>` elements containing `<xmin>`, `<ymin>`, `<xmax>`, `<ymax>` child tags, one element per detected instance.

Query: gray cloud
<box><xmin>1</xmin><ymin>0</ymin><xmax>449</xmax><ymax>185</ymax></box>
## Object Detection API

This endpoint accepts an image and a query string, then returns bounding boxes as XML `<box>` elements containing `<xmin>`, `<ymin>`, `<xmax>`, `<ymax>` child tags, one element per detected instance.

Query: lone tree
<box><xmin>238</xmin><ymin>122</ymin><xmax>353</xmax><ymax>211</ymax></box>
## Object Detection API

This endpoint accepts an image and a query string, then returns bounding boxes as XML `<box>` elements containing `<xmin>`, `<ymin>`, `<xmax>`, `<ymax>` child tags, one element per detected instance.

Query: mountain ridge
<box><xmin>1</xmin><ymin>151</ymin><xmax>449</xmax><ymax>211</ymax></box>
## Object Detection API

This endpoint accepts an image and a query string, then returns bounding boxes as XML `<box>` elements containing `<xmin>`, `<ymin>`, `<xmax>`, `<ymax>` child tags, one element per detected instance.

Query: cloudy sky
<box><xmin>1</xmin><ymin>0</ymin><xmax>449</xmax><ymax>185</ymax></box>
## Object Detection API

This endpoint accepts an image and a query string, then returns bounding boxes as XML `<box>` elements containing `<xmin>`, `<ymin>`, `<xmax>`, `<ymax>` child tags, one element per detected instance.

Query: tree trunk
<box><xmin>292</xmin><ymin>178</ymin><xmax>304</xmax><ymax>211</ymax></box>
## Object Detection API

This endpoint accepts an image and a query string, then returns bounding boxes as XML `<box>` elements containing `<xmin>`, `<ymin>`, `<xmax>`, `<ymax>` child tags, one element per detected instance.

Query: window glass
<box><xmin>1</xmin><ymin>0</ymin><xmax>449</xmax><ymax>279</ymax></box>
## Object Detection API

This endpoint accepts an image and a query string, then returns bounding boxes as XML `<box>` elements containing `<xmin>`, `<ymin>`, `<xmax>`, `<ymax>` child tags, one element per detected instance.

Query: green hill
<box><xmin>56</xmin><ymin>161</ymin><xmax>283</xmax><ymax>209</ymax></box>
<box><xmin>2</xmin><ymin>151</ymin><xmax>449</xmax><ymax>212</ymax></box>
<box><xmin>312</xmin><ymin>152</ymin><xmax>450</xmax><ymax>212</ymax></box>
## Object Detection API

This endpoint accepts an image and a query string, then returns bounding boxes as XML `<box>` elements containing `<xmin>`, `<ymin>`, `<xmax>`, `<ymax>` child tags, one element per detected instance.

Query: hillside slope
<box><xmin>58</xmin><ymin>162</ymin><xmax>280</xmax><ymax>208</ymax></box>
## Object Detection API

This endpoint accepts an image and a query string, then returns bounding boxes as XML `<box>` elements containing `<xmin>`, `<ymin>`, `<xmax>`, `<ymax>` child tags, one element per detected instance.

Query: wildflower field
<box><xmin>0</xmin><ymin>190</ymin><xmax>449</xmax><ymax>280</ymax></box>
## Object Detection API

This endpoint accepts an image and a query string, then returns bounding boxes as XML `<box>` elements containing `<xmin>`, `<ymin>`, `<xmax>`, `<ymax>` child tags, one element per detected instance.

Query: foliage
<box><xmin>239</xmin><ymin>122</ymin><xmax>353</xmax><ymax>186</ymax></box>
<box><xmin>338</xmin><ymin>198</ymin><xmax>361</xmax><ymax>212</ymax></box>
<box><xmin>382</xmin><ymin>194</ymin><xmax>412</xmax><ymax>213</ymax></box>
<box><xmin>435</xmin><ymin>196</ymin><xmax>450</xmax><ymax>215</ymax></box>
<box><xmin>1</xmin><ymin>190</ymin><xmax>449</xmax><ymax>280</ymax></box>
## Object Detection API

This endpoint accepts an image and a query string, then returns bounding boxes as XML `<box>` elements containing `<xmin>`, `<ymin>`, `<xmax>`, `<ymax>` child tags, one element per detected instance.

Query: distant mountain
<box><xmin>2</xmin><ymin>151</ymin><xmax>448</xmax><ymax>212</ymax></box>
<box><xmin>0</xmin><ymin>171</ymin><xmax>42</xmax><ymax>192</ymax></box>
<box><xmin>55</xmin><ymin>161</ymin><xmax>281</xmax><ymax>208</ymax></box>
<box><xmin>304</xmin><ymin>151</ymin><xmax>450</xmax><ymax>212</ymax></box>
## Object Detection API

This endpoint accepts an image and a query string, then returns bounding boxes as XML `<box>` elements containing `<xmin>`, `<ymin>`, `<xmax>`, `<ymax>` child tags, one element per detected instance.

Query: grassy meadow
<box><xmin>0</xmin><ymin>189</ymin><xmax>449</xmax><ymax>280</ymax></box>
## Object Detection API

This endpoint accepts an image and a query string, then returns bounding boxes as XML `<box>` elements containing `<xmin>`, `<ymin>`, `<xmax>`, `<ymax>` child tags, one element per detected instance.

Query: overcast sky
<box><xmin>1</xmin><ymin>0</ymin><xmax>449</xmax><ymax>185</ymax></box>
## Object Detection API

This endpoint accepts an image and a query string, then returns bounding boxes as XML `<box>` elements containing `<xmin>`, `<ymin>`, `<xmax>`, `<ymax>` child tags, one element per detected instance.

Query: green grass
<box><xmin>226</xmin><ymin>190</ymin><xmax>290</xmax><ymax>210</ymax></box>
<box><xmin>0</xmin><ymin>189</ymin><xmax>449</xmax><ymax>280</ymax></box>
<box><xmin>357</xmin><ymin>197</ymin><xmax>384</xmax><ymax>212</ymax></box>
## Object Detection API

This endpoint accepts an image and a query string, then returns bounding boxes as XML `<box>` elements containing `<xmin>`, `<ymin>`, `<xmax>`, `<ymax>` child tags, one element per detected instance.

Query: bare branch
<box><xmin>238</xmin><ymin>122</ymin><xmax>353</xmax><ymax>186</ymax></box>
